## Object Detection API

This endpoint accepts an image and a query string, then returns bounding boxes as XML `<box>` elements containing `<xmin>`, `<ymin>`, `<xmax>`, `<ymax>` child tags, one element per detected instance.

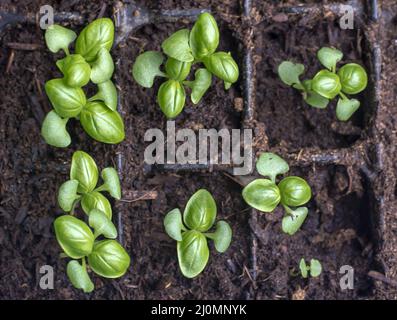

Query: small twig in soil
<box><xmin>243</xmin><ymin>265</ymin><xmax>257</xmax><ymax>289</ymax></box>
<box><xmin>6</xmin><ymin>42</ymin><xmax>43</xmax><ymax>50</ymax></box>
<box><xmin>121</xmin><ymin>190</ymin><xmax>158</xmax><ymax>202</ymax></box>
<box><xmin>368</xmin><ymin>271</ymin><xmax>397</xmax><ymax>287</ymax></box>
<box><xmin>97</xmin><ymin>3</ymin><xmax>107</xmax><ymax>19</ymax></box>
<box><xmin>6</xmin><ymin>49</ymin><xmax>15</xmax><ymax>74</ymax></box>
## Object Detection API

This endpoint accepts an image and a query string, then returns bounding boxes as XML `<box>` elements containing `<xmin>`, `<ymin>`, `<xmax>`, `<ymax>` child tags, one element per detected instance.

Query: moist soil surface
<box><xmin>1</xmin><ymin>0</ymin><xmax>397</xmax><ymax>300</ymax></box>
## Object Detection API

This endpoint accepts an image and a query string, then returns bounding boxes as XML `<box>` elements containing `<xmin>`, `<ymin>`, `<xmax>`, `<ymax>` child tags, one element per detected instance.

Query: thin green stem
<box><xmin>203</xmin><ymin>232</ymin><xmax>215</xmax><ymax>240</ymax></box>
<box><xmin>63</xmin><ymin>47</ymin><xmax>70</xmax><ymax>56</ymax></box>
<box><xmin>69</xmin><ymin>197</ymin><xmax>81</xmax><ymax>216</ymax></box>
<box><xmin>94</xmin><ymin>184</ymin><xmax>107</xmax><ymax>193</ymax></box>
<box><xmin>339</xmin><ymin>91</ymin><xmax>348</xmax><ymax>100</ymax></box>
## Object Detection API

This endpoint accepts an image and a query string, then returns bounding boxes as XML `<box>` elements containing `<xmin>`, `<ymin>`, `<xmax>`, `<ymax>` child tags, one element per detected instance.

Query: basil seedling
<box><xmin>242</xmin><ymin>153</ymin><xmax>312</xmax><ymax>235</ymax></box>
<box><xmin>42</xmin><ymin>18</ymin><xmax>124</xmax><ymax>147</ymax></box>
<box><xmin>164</xmin><ymin>189</ymin><xmax>232</xmax><ymax>278</ymax></box>
<box><xmin>278</xmin><ymin>47</ymin><xmax>368</xmax><ymax>121</ymax></box>
<box><xmin>132</xmin><ymin>12</ymin><xmax>239</xmax><ymax>119</ymax></box>
<box><xmin>299</xmin><ymin>258</ymin><xmax>322</xmax><ymax>278</ymax></box>
<box><xmin>54</xmin><ymin>151</ymin><xmax>130</xmax><ymax>292</ymax></box>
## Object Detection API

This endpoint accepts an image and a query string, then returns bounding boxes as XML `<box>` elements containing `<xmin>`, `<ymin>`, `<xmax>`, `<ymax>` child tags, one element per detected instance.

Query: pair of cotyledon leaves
<box><xmin>132</xmin><ymin>13</ymin><xmax>239</xmax><ymax>119</ymax></box>
<box><xmin>164</xmin><ymin>189</ymin><xmax>232</xmax><ymax>278</ymax></box>
<box><xmin>278</xmin><ymin>47</ymin><xmax>368</xmax><ymax>121</ymax></box>
<box><xmin>42</xmin><ymin>19</ymin><xmax>124</xmax><ymax>147</ymax></box>
<box><xmin>242</xmin><ymin>153</ymin><xmax>312</xmax><ymax>236</ymax></box>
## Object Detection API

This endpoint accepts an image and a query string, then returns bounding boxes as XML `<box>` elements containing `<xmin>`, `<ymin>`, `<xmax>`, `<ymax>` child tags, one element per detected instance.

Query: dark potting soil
<box><xmin>1</xmin><ymin>0</ymin><xmax>397</xmax><ymax>300</ymax></box>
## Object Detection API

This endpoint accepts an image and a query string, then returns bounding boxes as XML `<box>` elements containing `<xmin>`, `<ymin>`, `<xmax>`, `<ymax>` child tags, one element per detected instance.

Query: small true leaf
<box><xmin>81</xmin><ymin>191</ymin><xmax>112</xmax><ymax>220</ymax></box>
<box><xmin>89</xmin><ymin>80</ymin><xmax>118</xmax><ymax>111</ymax></box>
<box><xmin>45</xmin><ymin>24</ymin><xmax>77</xmax><ymax>54</ymax></box>
<box><xmin>317</xmin><ymin>47</ymin><xmax>343</xmax><ymax>71</ymax></box>
<box><xmin>183</xmin><ymin>189</ymin><xmax>217</xmax><ymax>232</ymax></box>
<box><xmin>278</xmin><ymin>61</ymin><xmax>305</xmax><ymax>86</ymax></box>
<box><xmin>88</xmin><ymin>240</ymin><xmax>130</xmax><ymax>278</ymax></box>
<box><xmin>132</xmin><ymin>51</ymin><xmax>165</xmax><ymax>88</ymax></box>
<box><xmin>41</xmin><ymin>111</ymin><xmax>71</xmax><ymax>148</ymax></box>
<box><xmin>164</xmin><ymin>208</ymin><xmax>184</xmax><ymax>241</ymax></box>
<box><xmin>75</xmin><ymin>18</ymin><xmax>114</xmax><ymax>62</ymax></box>
<box><xmin>45</xmin><ymin>79</ymin><xmax>86</xmax><ymax>118</ymax></box>
<box><xmin>281</xmin><ymin>206</ymin><xmax>308</xmax><ymax>236</ymax></box>
<box><xmin>312</xmin><ymin>69</ymin><xmax>341</xmax><ymax>99</ymax></box>
<box><xmin>161</xmin><ymin>29</ymin><xmax>194</xmax><ymax>62</ymax></box>
<box><xmin>336</xmin><ymin>98</ymin><xmax>360</xmax><ymax>121</ymax></box>
<box><xmin>70</xmin><ymin>151</ymin><xmax>99</xmax><ymax>194</ymax></box>
<box><xmin>54</xmin><ymin>215</ymin><xmax>94</xmax><ymax>259</ymax></box>
<box><xmin>90</xmin><ymin>48</ymin><xmax>114</xmax><ymax>84</ymax></box>
<box><xmin>80</xmin><ymin>101</ymin><xmax>125</xmax><ymax>144</ymax></box>
<box><xmin>165</xmin><ymin>57</ymin><xmax>191</xmax><ymax>81</ymax></box>
<box><xmin>57</xmin><ymin>179</ymin><xmax>79</xmax><ymax>212</ymax></box>
<box><xmin>184</xmin><ymin>68</ymin><xmax>212</xmax><ymax>104</ymax></box>
<box><xmin>242</xmin><ymin>179</ymin><xmax>281</xmax><ymax>212</ymax></box>
<box><xmin>207</xmin><ymin>221</ymin><xmax>232</xmax><ymax>253</ymax></box>
<box><xmin>203</xmin><ymin>52</ymin><xmax>239</xmax><ymax>84</ymax></box>
<box><xmin>157</xmin><ymin>79</ymin><xmax>186</xmax><ymax>119</ymax></box>
<box><xmin>337</xmin><ymin>63</ymin><xmax>368</xmax><ymax>95</ymax></box>
<box><xmin>256</xmin><ymin>152</ymin><xmax>289</xmax><ymax>182</ymax></box>
<box><xmin>66</xmin><ymin>260</ymin><xmax>94</xmax><ymax>293</ymax></box>
<box><xmin>58</xmin><ymin>54</ymin><xmax>91</xmax><ymax>88</ymax></box>
<box><xmin>309</xmin><ymin>259</ymin><xmax>322</xmax><ymax>277</ymax></box>
<box><xmin>101</xmin><ymin>167</ymin><xmax>121</xmax><ymax>200</ymax></box>
<box><xmin>278</xmin><ymin>176</ymin><xmax>312</xmax><ymax>207</ymax></box>
<box><xmin>177</xmin><ymin>230</ymin><xmax>209</xmax><ymax>278</ymax></box>
<box><xmin>88</xmin><ymin>209</ymin><xmax>117</xmax><ymax>239</ymax></box>
<box><xmin>189</xmin><ymin>12</ymin><xmax>219</xmax><ymax>59</ymax></box>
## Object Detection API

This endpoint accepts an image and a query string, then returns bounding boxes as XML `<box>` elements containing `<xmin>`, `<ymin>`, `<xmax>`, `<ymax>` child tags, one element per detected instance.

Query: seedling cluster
<box><xmin>278</xmin><ymin>47</ymin><xmax>368</xmax><ymax>121</ymax></box>
<box><xmin>164</xmin><ymin>189</ymin><xmax>232</xmax><ymax>278</ymax></box>
<box><xmin>299</xmin><ymin>258</ymin><xmax>322</xmax><ymax>278</ymax></box>
<box><xmin>41</xmin><ymin>18</ymin><xmax>125</xmax><ymax>147</ymax></box>
<box><xmin>55</xmin><ymin>151</ymin><xmax>130</xmax><ymax>292</ymax></box>
<box><xmin>132</xmin><ymin>12</ymin><xmax>239</xmax><ymax>119</ymax></box>
<box><xmin>242</xmin><ymin>153</ymin><xmax>312</xmax><ymax>235</ymax></box>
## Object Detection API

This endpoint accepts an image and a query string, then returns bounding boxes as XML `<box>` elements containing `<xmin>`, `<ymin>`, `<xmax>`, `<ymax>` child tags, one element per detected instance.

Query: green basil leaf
<box><xmin>41</xmin><ymin>111</ymin><xmax>71</xmax><ymax>148</ymax></box>
<box><xmin>58</xmin><ymin>54</ymin><xmax>91</xmax><ymax>88</ymax></box>
<box><xmin>189</xmin><ymin>12</ymin><xmax>219</xmax><ymax>59</ymax></box>
<box><xmin>88</xmin><ymin>240</ymin><xmax>130</xmax><ymax>278</ymax></box>
<box><xmin>81</xmin><ymin>191</ymin><xmax>112</xmax><ymax>220</ymax></box>
<box><xmin>336</xmin><ymin>97</ymin><xmax>360</xmax><ymax>121</ymax></box>
<box><xmin>90</xmin><ymin>48</ymin><xmax>114</xmax><ymax>84</ymax></box>
<box><xmin>157</xmin><ymin>79</ymin><xmax>186</xmax><ymax>119</ymax></box>
<box><xmin>281</xmin><ymin>206</ymin><xmax>308</xmax><ymax>236</ymax></box>
<box><xmin>165</xmin><ymin>57</ymin><xmax>191</xmax><ymax>81</ymax></box>
<box><xmin>57</xmin><ymin>179</ymin><xmax>79</xmax><ymax>212</ymax></box>
<box><xmin>161</xmin><ymin>29</ymin><xmax>193</xmax><ymax>62</ymax></box>
<box><xmin>242</xmin><ymin>179</ymin><xmax>281</xmax><ymax>212</ymax></box>
<box><xmin>312</xmin><ymin>69</ymin><xmax>341</xmax><ymax>99</ymax></box>
<box><xmin>256</xmin><ymin>152</ymin><xmax>289</xmax><ymax>182</ymax></box>
<box><xmin>70</xmin><ymin>150</ymin><xmax>99</xmax><ymax>194</ymax></box>
<box><xmin>183</xmin><ymin>189</ymin><xmax>216</xmax><ymax>232</ymax></box>
<box><xmin>80</xmin><ymin>101</ymin><xmax>125</xmax><ymax>144</ymax></box>
<box><xmin>45</xmin><ymin>24</ymin><xmax>77</xmax><ymax>54</ymax></box>
<box><xmin>278</xmin><ymin>176</ymin><xmax>311</xmax><ymax>207</ymax></box>
<box><xmin>184</xmin><ymin>68</ymin><xmax>212</xmax><ymax>104</ymax></box>
<box><xmin>277</xmin><ymin>61</ymin><xmax>305</xmax><ymax>87</ymax></box>
<box><xmin>203</xmin><ymin>52</ymin><xmax>239</xmax><ymax>83</ymax></box>
<box><xmin>45</xmin><ymin>79</ymin><xmax>86</xmax><ymax>118</ymax></box>
<box><xmin>299</xmin><ymin>258</ymin><xmax>308</xmax><ymax>278</ymax></box>
<box><xmin>309</xmin><ymin>259</ymin><xmax>322</xmax><ymax>277</ymax></box>
<box><xmin>317</xmin><ymin>47</ymin><xmax>343</xmax><ymax>72</ymax></box>
<box><xmin>75</xmin><ymin>18</ymin><xmax>114</xmax><ymax>62</ymax></box>
<box><xmin>132</xmin><ymin>51</ymin><xmax>165</xmax><ymax>88</ymax></box>
<box><xmin>54</xmin><ymin>215</ymin><xmax>94</xmax><ymax>259</ymax></box>
<box><xmin>206</xmin><ymin>221</ymin><xmax>232</xmax><ymax>253</ymax></box>
<box><xmin>89</xmin><ymin>80</ymin><xmax>118</xmax><ymax>111</ymax></box>
<box><xmin>304</xmin><ymin>91</ymin><xmax>329</xmax><ymax>109</ymax></box>
<box><xmin>177</xmin><ymin>230</ymin><xmax>209</xmax><ymax>278</ymax></box>
<box><xmin>164</xmin><ymin>208</ymin><xmax>184</xmax><ymax>241</ymax></box>
<box><xmin>88</xmin><ymin>209</ymin><xmax>117</xmax><ymax>239</ymax></box>
<box><xmin>100</xmin><ymin>167</ymin><xmax>121</xmax><ymax>200</ymax></box>
<box><xmin>66</xmin><ymin>260</ymin><xmax>94</xmax><ymax>293</ymax></box>
<box><xmin>337</xmin><ymin>63</ymin><xmax>368</xmax><ymax>95</ymax></box>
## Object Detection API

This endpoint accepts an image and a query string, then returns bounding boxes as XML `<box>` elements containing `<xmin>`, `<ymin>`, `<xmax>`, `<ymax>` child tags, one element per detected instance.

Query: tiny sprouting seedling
<box><xmin>299</xmin><ymin>258</ymin><xmax>322</xmax><ymax>278</ymax></box>
<box><xmin>41</xmin><ymin>19</ymin><xmax>125</xmax><ymax>147</ymax></box>
<box><xmin>242</xmin><ymin>153</ymin><xmax>312</xmax><ymax>235</ymax></box>
<box><xmin>278</xmin><ymin>47</ymin><xmax>368</xmax><ymax>121</ymax></box>
<box><xmin>132</xmin><ymin>12</ymin><xmax>239</xmax><ymax>119</ymax></box>
<box><xmin>55</xmin><ymin>150</ymin><xmax>130</xmax><ymax>292</ymax></box>
<box><xmin>164</xmin><ymin>189</ymin><xmax>232</xmax><ymax>278</ymax></box>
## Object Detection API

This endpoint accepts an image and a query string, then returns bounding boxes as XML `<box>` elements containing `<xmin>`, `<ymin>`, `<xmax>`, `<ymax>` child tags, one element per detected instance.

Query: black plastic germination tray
<box><xmin>0</xmin><ymin>0</ymin><xmax>383</xmax><ymax>298</ymax></box>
